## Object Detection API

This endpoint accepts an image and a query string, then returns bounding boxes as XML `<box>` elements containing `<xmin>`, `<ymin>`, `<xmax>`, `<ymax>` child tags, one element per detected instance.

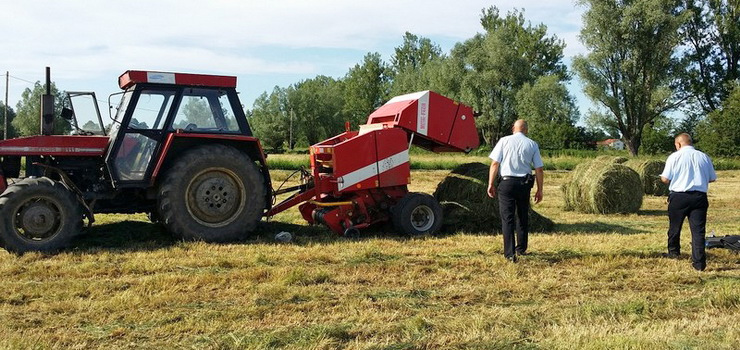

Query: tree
<box><xmin>0</xmin><ymin>101</ymin><xmax>17</xmax><ymax>138</ymax></box>
<box><xmin>640</xmin><ymin>115</ymin><xmax>676</xmax><ymax>154</ymax></box>
<box><xmin>515</xmin><ymin>75</ymin><xmax>581</xmax><ymax>149</ymax></box>
<box><xmin>288</xmin><ymin>76</ymin><xmax>345</xmax><ymax>145</ymax></box>
<box><xmin>696</xmin><ymin>84</ymin><xmax>740</xmax><ymax>156</ymax></box>
<box><xmin>452</xmin><ymin>7</ymin><xmax>568</xmax><ymax>145</ymax></box>
<box><xmin>389</xmin><ymin>32</ymin><xmax>446</xmax><ymax>97</ymax></box>
<box><xmin>249</xmin><ymin>88</ymin><xmax>290</xmax><ymax>152</ymax></box>
<box><xmin>573</xmin><ymin>0</ymin><xmax>688</xmax><ymax>156</ymax></box>
<box><xmin>343</xmin><ymin>52</ymin><xmax>391</xmax><ymax>128</ymax></box>
<box><xmin>390</xmin><ymin>32</ymin><xmax>443</xmax><ymax>75</ymax></box>
<box><xmin>13</xmin><ymin>81</ymin><xmax>70</xmax><ymax>136</ymax></box>
<box><xmin>680</xmin><ymin>0</ymin><xmax>740</xmax><ymax>114</ymax></box>
<box><xmin>584</xmin><ymin>110</ymin><xmax>622</xmax><ymax>140</ymax></box>
<box><xmin>181</xmin><ymin>97</ymin><xmax>212</xmax><ymax>126</ymax></box>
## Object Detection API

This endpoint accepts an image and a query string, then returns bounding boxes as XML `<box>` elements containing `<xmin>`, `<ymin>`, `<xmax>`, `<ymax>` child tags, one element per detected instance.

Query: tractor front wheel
<box><xmin>158</xmin><ymin>144</ymin><xmax>266</xmax><ymax>242</ymax></box>
<box><xmin>391</xmin><ymin>192</ymin><xmax>443</xmax><ymax>236</ymax></box>
<box><xmin>0</xmin><ymin>177</ymin><xmax>83</xmax><ymax>254</ymax></box>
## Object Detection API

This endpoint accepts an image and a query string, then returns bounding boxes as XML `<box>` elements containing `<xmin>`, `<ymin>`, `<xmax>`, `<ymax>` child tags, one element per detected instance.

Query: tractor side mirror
<box><xmin>61</xmin><ymin>107</ymin><xmax>75</xmax><ymax>121</ymax></box>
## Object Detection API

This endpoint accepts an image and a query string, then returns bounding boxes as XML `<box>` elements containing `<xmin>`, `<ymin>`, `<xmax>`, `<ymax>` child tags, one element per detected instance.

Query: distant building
<box><xmin>597</xmin><ymin>138</ymin><xmax>625</xmax><ymax>150</ymax></box>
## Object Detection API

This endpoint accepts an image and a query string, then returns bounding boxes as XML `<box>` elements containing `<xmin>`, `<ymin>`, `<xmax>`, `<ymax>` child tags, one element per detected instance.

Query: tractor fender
<box><xmin>150</xmin><ymin>133</ymin><xmax>272</xmax><ymax>210</ymax></box>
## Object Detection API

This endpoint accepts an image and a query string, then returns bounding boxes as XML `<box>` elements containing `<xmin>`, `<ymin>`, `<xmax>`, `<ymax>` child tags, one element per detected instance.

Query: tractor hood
<box><xmin>0</xmin><ymin>135</ymin><xmax>109</xmax><ymax>156</ymax></box>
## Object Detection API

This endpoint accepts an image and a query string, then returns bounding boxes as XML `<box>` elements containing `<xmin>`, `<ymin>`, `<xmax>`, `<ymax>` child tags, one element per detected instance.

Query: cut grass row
<box><xmin>266</xmin><ymin>153</ymin><xmax>740</xmax><ymax>171</ymax></box>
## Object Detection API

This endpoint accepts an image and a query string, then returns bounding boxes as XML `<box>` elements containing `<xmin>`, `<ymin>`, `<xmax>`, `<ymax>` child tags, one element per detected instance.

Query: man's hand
<box><xmin>534</xmin><ymin>167</ymin><xmax>544</xmax><ymax>204</ymax></box>
<box><xmin>487</xmin><ymin>184</ymin><xmax>496</xmax><ymax>198</ymax></box>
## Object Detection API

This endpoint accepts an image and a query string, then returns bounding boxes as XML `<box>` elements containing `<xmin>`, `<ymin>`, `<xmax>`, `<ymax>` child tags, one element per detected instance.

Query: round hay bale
<box><xmin>624</xmin><ymin>159</ymin><xmax>669</xmax><ymax>196</ymax></box>
<box><xmin>562</xmin><ymin>158</ymin><xmax>617</xmax><ymax>211</ymax></box>
<box><xmin>562</xmin><ymin>159</ymin><xmax>643</xmax><ymax>214</ymax></box>
<box><xmin>433</xmin><ymin>162</ymin><xmax>554</xmax><ymax>233</ymax></box>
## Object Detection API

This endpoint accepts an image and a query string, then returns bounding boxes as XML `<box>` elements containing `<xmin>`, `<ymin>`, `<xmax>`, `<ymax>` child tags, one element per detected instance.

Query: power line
<box><xmin>8</xmin><ymin>75</ymin><xmax>36</xmax><ymax>85</ymax></box>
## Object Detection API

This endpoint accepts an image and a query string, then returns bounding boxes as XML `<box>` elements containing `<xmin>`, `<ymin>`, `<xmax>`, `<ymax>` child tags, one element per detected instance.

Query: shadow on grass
<box><xmin>64</xmin><ymin>218</ymin><xmax>653</xmax><ymax>253</ymax></box>
<box><xmin>555</xmin><ymin>221</ymin><xmax>647</xmax><ymax>235</ymax></box>
<box><xmin>71</xmin><ymin>220</ymin><xmax>177</xmax><ymax>253</ymax></box>
<box><xmin>67</xmin><ymin>219</ymin><xmax>403</xmax><ymax>253</ymax></box>
<box><xmin>527</xmin><ymin>249</ymin><xmax>667</xmax><ymax>264</ymax></box>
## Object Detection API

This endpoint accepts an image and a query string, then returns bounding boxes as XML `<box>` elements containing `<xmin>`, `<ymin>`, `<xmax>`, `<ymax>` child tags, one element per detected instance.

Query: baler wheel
<box><xmin>157</xmin><ymin>144</ymin><xmax>265</xmax><ymax>242</ymax></box>
<box><xmin>391</xmin><ymin>192</ymin><xmax>443</xmax><ymax>236</ymax></box>
<box><xmin>0</xmin><ymin>177</ymin><xmax>83</xmax><ymax>254</ymax></box>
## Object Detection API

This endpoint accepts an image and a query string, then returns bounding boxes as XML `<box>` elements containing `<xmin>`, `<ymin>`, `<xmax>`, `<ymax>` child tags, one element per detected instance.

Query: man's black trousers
<box><xmin>667</xmin><ymin>191</ymin><xmax>709</xmax><ymax>270</ymax></box>
<box><xmin>497</xmin><ymin>178</ymin><xmax>531</xmax><ymax>257</ymax></box>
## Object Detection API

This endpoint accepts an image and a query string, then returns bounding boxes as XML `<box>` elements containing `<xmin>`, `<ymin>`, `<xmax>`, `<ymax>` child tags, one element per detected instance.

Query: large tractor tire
<box><xmin>391</xmin><ymin>192</ymin><xmax>443</xmax><ymax>236</ymax></box>
<box><xmin>157</xmin><ymin>144</ymin><xmax>266</xmax><ymax>242</ymax></box>
<box><xmin>0</xmin><ymin>177</ymin><xmax>83</xmax><ymax>254</ymax></box>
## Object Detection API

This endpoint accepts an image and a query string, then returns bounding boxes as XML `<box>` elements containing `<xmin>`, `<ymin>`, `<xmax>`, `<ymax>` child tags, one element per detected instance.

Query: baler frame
<box><xmin>266</xmin><ymin>91</ymin><xmax>479</xmax><ymax>236</ymax></box>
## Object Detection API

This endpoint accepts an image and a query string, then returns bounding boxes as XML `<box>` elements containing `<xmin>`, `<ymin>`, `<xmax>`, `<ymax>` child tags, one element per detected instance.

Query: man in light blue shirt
<box><xmin>487</xmin><ymin>119</ymin><xmax>544</xmax><ymax>262</ymax></box>
<box><xmin>660</xmin><ymin>133</ymin><xmax>717</xmax><ymax>271</ymax></box>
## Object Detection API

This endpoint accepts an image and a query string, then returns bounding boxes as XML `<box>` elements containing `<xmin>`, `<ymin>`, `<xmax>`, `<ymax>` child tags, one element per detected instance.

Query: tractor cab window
<box><xmin>172</xmin><ymin>88</ymin><xmax>239</xmax><ymax>132</ymax></box>
<box><xmin>66</xmin><ymin>92</ymin><xmax>105</xmax><ymax>135</ymax></box>
<box><xmin>111</xmin><ymin>89</ymin><xmax>176</xmax><ymax>182</ymax></box>
<box><xmin>128</xmin><ymin>90</ymin><xmax>174</xmax><ymax>130</ymax></box>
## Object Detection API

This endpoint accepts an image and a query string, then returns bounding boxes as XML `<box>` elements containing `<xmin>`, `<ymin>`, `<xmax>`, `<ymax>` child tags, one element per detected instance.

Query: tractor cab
<box><xmin>104</xmin><ymin>71</ymin><xmax>254</xmax><ymax>185</ymax></box>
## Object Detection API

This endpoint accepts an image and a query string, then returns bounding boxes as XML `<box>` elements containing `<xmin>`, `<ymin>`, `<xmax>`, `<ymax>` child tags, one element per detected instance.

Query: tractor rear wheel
<box><xmin>158</xmin><ymin>144</ymin><xmax>266</xmax><ymax>242</ymax></box>
<box><xmin>0</xmin><ymin>177</ymin><xmax>83</xmax><ymax>254</ymax></box>
<box><xmin>391</xmin><ymin>192</ymin><xmax>443</xmax><ymax>236</ymax></box>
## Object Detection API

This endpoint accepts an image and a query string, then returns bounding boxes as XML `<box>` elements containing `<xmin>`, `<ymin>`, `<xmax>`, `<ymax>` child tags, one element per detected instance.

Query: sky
<box><xmin>0</xmin><ymin>0</ymin><xmax>588</xmax><ymax>120</ymax></box>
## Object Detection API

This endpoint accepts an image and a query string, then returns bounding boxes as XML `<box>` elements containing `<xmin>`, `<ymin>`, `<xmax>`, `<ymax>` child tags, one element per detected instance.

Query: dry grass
<box><xmin>0</xmin><ymin>170</ymin><xmax>738</xmax><ymax>349</ymax></box>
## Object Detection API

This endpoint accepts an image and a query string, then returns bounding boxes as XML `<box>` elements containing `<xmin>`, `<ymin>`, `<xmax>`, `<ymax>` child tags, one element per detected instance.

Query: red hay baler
<box><xmin>267</xmin><ymin>91</ymin><xmax>479</xmax><ymax>236</ymax></box>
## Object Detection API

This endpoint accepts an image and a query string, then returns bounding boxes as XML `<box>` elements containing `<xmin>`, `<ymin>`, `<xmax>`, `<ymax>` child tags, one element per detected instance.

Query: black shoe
<box><xmin>505</xmin><ymin>255</ymin><xmax>517</xmax><ymax>263</ymax></box>
<box><xmin>516</xmin><ymin>251</ymin><xmax>529</xmax><ymax>256</ymax></box>
<box><xmin>692</xmin><ymin>264</ymin><xmax>706</xmax><ymax>271</ymax></box>
<box><xmin>662</xmin><ymin>253</ymin><xmax>679</xmax><ymax>259</ymax></box>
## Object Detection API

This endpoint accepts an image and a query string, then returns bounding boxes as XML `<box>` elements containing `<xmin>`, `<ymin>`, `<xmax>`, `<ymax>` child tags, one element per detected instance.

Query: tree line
<box><xmin>249</xmin><ymin>0</ymin><xmax>739</xmax><ymax>157</ymax></box>
<box><xmin>5</xmin><ymin>1</ymin><xmax>738</xmax><ymax>157</ymax></box>
<box><xmin>249</xmin><ymin>8</ymin><xmax>593</xmax><ymax>153</ymax></box>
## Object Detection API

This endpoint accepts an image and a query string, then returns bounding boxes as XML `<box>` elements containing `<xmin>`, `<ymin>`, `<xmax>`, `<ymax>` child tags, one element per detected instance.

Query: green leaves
<box><xmin>696</xmin><ymin>84</ymin><xmax>740</xmax><ymax>156</ymax></box>
<box><xmin>574</xmin><ymin>0</ymin><xmax>687</xmax><ymax>155</ymax></box>
<box><xmin>453</xmin><ymin>7</ymin><xmax>570</xmax><ymax>145</ymax></box>
<box><xmin>13</xmin><ymin>81</ymin><xmax>70</xmax><ymax>136</ymax></box>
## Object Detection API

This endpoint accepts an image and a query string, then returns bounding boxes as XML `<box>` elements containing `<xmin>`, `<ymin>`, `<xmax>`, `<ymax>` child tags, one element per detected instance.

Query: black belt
<box><xmin>669</xmin><ymin>191</ymin><xmax>706</xmax><ymax>195</ymax></box>
<box><xmin>501</xmin><ymin>176</ymin><xmax>526</xmax><ymax>181</ymax></box>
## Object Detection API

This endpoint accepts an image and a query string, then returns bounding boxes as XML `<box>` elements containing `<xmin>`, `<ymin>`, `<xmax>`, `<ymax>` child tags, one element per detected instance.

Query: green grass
<box><xmin>266</xmin><ymin>151</ymin><xmax>740</xmax><ymax>171</ymax></box>
<box><xmin>0</xmin><ymin>170</ymin><xmax>738</xmax><ymax>349</ymax></box>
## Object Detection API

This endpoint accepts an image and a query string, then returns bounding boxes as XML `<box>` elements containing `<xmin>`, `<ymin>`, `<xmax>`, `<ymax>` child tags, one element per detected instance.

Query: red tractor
<box><xmin>0</xmin><ymin>68</ymin><xmax>478</xmax><ymax>254</ymax></box>
<box><xmin>0</xmin><ymin>69</ymin><xmax>270</xmax><ymax>253</ymax></box>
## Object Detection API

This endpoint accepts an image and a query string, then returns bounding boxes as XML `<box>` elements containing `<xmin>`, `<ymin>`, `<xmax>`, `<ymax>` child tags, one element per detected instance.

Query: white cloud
<box><xmin>0</xmin><ymin>0</ymin><xmax>587</xmax><ymax>106</ymax></box>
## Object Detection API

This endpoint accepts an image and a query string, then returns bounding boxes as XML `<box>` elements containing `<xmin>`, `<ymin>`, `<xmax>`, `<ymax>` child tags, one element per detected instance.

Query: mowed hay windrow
<box><xmin>594</xmin><ymin>155</ymin><xmax>629</xmax><ymax>164</ymax></box>
<box><xmin>433</xmin><ymin>162</ymin><xmax>555</xmax><ymax>233</ymax></box>
<box><xmin>624</xmin><ymin>159</ymin><xmax>669</xmax><ymax>196</ymax></box>
<box><xmin>562</xmin><ymin>158</ymin><xmax>643</xmax><ymax>214</ymax></box>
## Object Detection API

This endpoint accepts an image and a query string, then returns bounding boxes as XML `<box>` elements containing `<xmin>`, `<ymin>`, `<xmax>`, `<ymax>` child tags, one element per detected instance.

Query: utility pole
<box><xmin>4</xmin><ymin>71</ymin><xmax>8</xmax><ymax>140</ymax></box>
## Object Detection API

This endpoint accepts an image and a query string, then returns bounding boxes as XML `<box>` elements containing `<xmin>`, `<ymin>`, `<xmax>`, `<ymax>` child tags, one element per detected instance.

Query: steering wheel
<box><xmin>184</xmin><ymin>123</ymin><xmax>198</xmax><ymax>131</ymax></box>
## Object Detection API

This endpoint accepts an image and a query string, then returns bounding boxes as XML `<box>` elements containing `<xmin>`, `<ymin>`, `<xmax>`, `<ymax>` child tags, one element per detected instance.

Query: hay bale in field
<box><xmin>433</xmin><ymin>162</ymin><xmax>555</xmax><ymax>233</ymax></box>
<box><xmin>624</xmin><ymin>159</ymin><xmax>669</xmax><ymax>196</ymax></box>
<box><xmin>562</xmin><ymin>159</ymin><xmax>643</xmax><ymax>214</ymax></box>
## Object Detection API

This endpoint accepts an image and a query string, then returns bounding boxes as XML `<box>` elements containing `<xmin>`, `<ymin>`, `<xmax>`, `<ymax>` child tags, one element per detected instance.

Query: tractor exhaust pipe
<box><xmin>40</xmin><ymin>66</ymin><xmax>54</xmax><ymax>135</ymax></box>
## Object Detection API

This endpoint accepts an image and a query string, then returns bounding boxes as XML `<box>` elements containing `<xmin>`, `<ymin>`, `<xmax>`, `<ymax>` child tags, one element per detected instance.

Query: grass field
<box><xmin>0</xmin><ymin>169</ymin><xmax>738</xmax><ymax>349</ymax></box>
